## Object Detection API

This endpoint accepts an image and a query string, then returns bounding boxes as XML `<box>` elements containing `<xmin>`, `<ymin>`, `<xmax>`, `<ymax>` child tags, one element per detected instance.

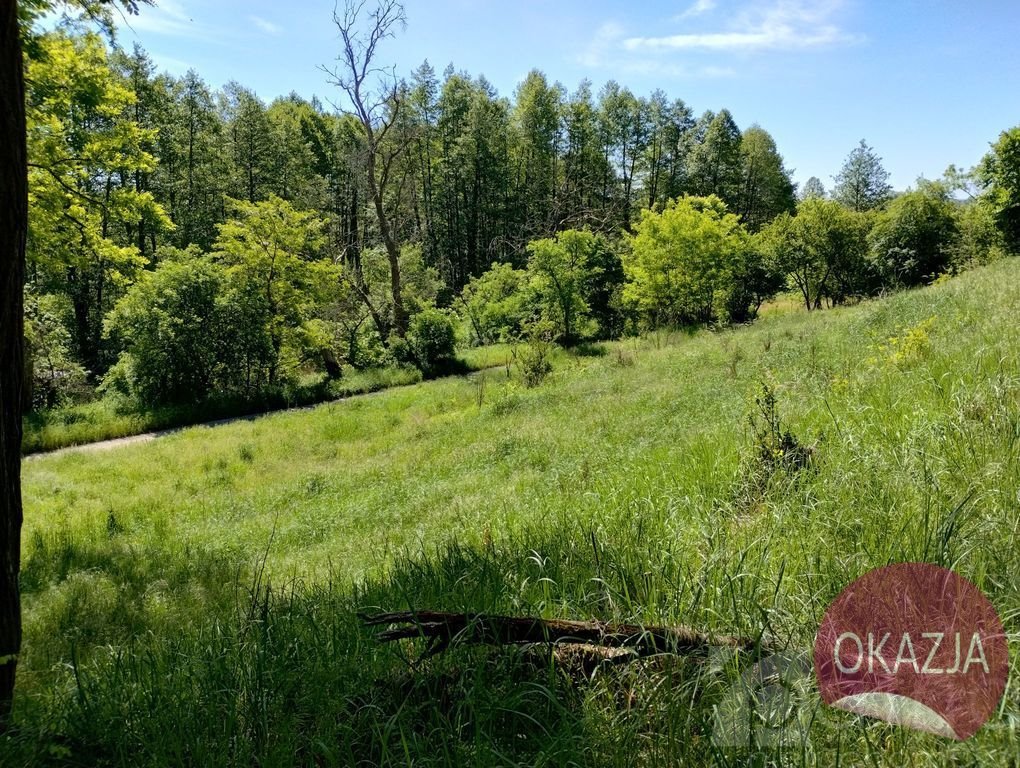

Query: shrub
<box><xmin>526</xmin><ymin>230</ymin><xmax>606</xmax><ymax>343</ymax></box>
<box><xmin>869</xmin><ymin>181</ymin><xmax>959</xmax><ymax>285</ymax></box>
<box><xmin>460</xmin><ymin>263</ymin><xmax>532</xmax><ymax>345</ymax></box>
<box><xmin>512</xmin><ymin>321</ymin><xmax>554</xmax><ymax>388</ymax></box>
<box><xmin>405</xmin><ymin>307</ymin><xmax>457</xmax><ymax>376</ymax></box>
<box><xmin>623</xmin><ymin>196</ymin><xmax>753</xmax><ymax>327</ymax></box>
<box><xmin>736</xmin><ymin>381</ymin><xmax>816</xmax><ymax>511</ymax></box>
<box><xmin>25</xmin><ymin>292</ymin><xmax>91</xmax><ymax>409</ymax></box>
<box><xmin>104</xmin><ymin>257</ymin><xmax>227</xmax><ymax>404</ymax></box>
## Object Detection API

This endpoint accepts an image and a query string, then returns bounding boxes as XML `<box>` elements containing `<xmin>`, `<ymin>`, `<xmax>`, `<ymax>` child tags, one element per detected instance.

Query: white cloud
<box><xmin>147</xmin><ymin>52</ymin><xmax>194</xmax><ymax>76</ymax></box>
<box><xmin>578</xmin><ymin>21</ymin><xmax>626</xmax><ymax>68</ymax></box>
<box><xmin>250</xmin><ymin>16</ymin><xmax>282</xmax><ymax>36</ymax></box>
<box><xmin>673</xmin><ymin>0</ymin><xmax>718</xmax><ymax>22</ymax></box>
<box><xmin>577</xmin><ymin>0</ymin><xmax>861</xmax><ymax>78</ymax></box>
<box><xmin>119</xmin><ymin>0</ymin><xmax>198</xmax><ymax>37</ymax></box>
<box><xmin>577</xmin><ymin>21</ymin><xmax>736</xmax><ymax>78</ymax></box>
<box><xmin>627</xmin><ymin>0</ymin><xmax>859</xmax><ymax>53</ymax></box>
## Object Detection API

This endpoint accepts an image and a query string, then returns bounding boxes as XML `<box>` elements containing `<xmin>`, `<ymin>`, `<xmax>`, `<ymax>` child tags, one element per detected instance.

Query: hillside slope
<box><xmin>11</xmin><ymin>258</ymin><xmax>1020</xmax><ymax>766</ymax></box>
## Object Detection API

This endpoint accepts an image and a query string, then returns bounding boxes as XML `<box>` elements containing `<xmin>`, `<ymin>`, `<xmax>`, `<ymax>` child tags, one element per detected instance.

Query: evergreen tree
<box><xmin>833</xmin><ymin>139</ymin><xmax>892</xmax><ymax>212</ymax></box>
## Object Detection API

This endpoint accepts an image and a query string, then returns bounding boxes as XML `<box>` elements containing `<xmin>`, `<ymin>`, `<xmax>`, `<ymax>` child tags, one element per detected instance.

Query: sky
<box><xmin>106</xmin><ymin>0</ymin><xmax>1020</xmax><ymax>192</ymax></box>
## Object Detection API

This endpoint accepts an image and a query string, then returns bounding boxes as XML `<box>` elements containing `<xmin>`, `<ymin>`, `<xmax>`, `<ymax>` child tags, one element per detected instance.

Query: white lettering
<box><xmin>921</xmin><ymin>632</ymin><xmax>944</xmax><ymax>673</ymax></box>
<box><xmin>834</xmin><ymin>632</ymin><xmax>864</xmax><ymax>674</ymax></box>
<box><xmin>869</xmin><ymin>632</ymin><xmax>891</xmax><ymax>674</ymax></box>
<box><xmin>894</xmin><ymin>632</ymin><xmax>919</xmax><ymax>673</ymax></box>
<box><xmin>962</xmin><ymin>633</ymin><xmax>990</xmax><ymax>674</ymax></box>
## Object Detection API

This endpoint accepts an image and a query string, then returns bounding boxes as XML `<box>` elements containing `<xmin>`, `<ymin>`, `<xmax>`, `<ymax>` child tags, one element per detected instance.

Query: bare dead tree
<box><xmin>322</xmin><ymin>0</ymin><xmax>412</xmax><ymax>338</ymax></box>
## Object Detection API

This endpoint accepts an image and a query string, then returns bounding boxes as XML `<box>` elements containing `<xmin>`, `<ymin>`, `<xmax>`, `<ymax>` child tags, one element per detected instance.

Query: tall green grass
<box><xmin>6</xmin><ymin>259</ymin><xmax>1020</xmax><ymax>766</ymax></box>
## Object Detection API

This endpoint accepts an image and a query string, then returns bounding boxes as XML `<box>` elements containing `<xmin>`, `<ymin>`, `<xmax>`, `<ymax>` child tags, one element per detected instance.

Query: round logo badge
<box><xmin>815</xmin><ymin>563</ymin><xmax>1008</xmax><ymax>740</ymax></box>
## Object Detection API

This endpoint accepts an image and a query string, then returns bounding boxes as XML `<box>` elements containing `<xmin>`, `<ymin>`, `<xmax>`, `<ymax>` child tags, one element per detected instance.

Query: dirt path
<box><xmin>26</xmin><ymin>403</ymin><xmax>333</xmax><ymax>460</ymax></box>
<box><xmin>27</xmin><ymin>366</ymin><xmax>505</xmax><ymax>460</ymax></box>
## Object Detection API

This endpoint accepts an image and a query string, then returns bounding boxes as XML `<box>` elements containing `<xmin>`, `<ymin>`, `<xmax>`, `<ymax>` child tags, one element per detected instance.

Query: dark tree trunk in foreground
<box><xmin>0</xmin><ymin>0</ymin><xmax>27</xmax><ymax>727</ymax></box>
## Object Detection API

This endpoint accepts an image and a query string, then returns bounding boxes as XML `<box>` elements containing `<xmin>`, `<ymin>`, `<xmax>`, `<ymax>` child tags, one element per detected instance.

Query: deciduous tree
<box><xmin>869</xmin><ymin>180</ymin><xmax>959</xmax><ymax>285</ymax></box>
<box><xmin>977</xmin><ymin>126</ymin><xmax>1020</xmax><ymax>252</ymax></box>
<box><xmin>623</xmin><ymin>196</ymin><xmax>750</xmax><ymax>326</ymax></box>
<box><xmin>323</xmin><ymin>0</ymin><xmax>412</xmax><ymax>336</ymax></box>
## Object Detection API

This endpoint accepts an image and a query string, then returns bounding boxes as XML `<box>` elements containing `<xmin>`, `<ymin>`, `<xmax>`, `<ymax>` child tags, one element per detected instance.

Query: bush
<box><xmin>25</xmin><ymin>292</ymin><xmax>91</xmax><ymax>409</ymax></box>
<box><xmin>512</xmin><ymin>321</ymin><xmax>554</xmax><ymax>388</ymax></box>
<box><xmin>459</xmin><ymin>263</ymin><xmax>532</xmax><ymax>345</ymax></box>
<box><xmin>869</xmin><ymin>181</ymin><xmax>959</xmax><ymax>286</ymax></box>
<box><xmin>623</xmin><ymin>196</ymin><xmax>752</xmax><ymax>327</ymax></box>
<box><xmin>104</xmin><ymin>256</ymin><xmax>227</xmax><ymax>404</ymax></box>
<box><xmin>404</xmin><ymin>307</ymin><xmax>457</xmax><ymax>376</ymax></box>
<box><xmin>526</xmin><ymin>230</ymin><xmax>606</xmax><ymax>343</ymax></box>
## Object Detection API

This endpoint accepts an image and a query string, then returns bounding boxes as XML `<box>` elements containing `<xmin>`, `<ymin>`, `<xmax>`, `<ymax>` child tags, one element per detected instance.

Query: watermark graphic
<box><xmin>712</xmin><ymin>648</ymin><xmax>816</xmax><ymax>749</ymax></box>
<box><xmin>814</xmin><ymin>563</ymin><xmax>1008</xmax><ymax>740</ymax></box>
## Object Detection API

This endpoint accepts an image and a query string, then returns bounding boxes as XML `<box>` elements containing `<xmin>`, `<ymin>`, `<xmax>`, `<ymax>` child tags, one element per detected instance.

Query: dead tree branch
<box><xmin>360</xmin><ymin>611</ymin><xmax>765</xmax><ymax>660</ymax></box>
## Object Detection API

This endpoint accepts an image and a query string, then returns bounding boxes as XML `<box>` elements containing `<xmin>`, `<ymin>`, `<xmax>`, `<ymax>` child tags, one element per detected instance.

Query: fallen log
<box><xmin>359</xmin><ymin>611</ymin><xmax>764</xmax><ymax>660</ymax></box>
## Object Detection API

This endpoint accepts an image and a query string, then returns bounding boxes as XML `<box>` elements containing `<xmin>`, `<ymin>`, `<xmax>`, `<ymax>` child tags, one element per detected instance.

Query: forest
<box><xmin>19</xmin><ymin>2</ymin><xmax>1016</xmax><ymax>422</ymax></box>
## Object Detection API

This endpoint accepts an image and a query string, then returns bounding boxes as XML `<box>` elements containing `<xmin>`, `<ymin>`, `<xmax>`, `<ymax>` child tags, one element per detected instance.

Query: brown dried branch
<box><xmin>360</xmin><ymin>611</ymin><xmax>765</xmax><ymax>660</ymax></box>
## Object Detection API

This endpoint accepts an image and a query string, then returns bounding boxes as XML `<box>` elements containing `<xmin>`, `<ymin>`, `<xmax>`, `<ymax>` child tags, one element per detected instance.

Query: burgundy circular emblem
<box><xmin>815</xmin><ymin>563</ymin><xmax>1008</xmax><ymax>740</ymax></box>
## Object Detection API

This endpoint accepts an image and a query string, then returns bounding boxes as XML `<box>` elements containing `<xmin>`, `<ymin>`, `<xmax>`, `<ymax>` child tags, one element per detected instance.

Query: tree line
<box><xmin>19</xmin><ymin>5</ymin><xmax>1020</xmax><ymax>412</ymax></box>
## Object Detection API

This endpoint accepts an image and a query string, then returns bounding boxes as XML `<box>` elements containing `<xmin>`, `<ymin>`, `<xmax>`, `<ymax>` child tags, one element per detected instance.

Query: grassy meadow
<box><xmin>5</xmin><ymin>259</ymin><xmax>1020</xmax><ymax>766</ymax></box>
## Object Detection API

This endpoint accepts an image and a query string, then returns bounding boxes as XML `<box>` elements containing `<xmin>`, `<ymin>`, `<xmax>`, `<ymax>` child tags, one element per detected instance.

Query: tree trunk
<box><xmin>365</xmin><ymin>150</ymin><xmax>406</xmax><ymax>337</ymax></box>
<box><xmin>0</xmin><ymin>0</ymin><xmax>27</xmax><ymax>727</ymax></box>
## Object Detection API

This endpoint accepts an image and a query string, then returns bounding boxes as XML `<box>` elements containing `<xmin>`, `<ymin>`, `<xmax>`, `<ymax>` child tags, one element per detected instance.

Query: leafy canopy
<box><xmin>623</xmin><ymin>195</ymin><xmax>751</xmax><ymax>326</ymax></box>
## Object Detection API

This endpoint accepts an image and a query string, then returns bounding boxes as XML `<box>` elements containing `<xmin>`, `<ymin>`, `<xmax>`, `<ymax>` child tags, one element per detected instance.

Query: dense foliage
<box><xmin>19</xmin><ymin>14</ymin><xmax>1018</xmax><ymax>412</ymax></box>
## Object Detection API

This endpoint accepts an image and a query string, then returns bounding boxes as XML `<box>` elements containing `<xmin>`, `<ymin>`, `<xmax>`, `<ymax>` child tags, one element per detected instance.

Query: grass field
<box><xmin>6</xmin><ymin>259</ymin><xmax>1020</xmax><ymax>766</ymax></box>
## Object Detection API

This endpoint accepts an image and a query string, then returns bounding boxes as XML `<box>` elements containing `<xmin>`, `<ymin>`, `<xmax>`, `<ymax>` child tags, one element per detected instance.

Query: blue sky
<box><xmin>110</xmin><ymin>0</ymin><xmax>1020</xmax><ymax>192</ymax></box>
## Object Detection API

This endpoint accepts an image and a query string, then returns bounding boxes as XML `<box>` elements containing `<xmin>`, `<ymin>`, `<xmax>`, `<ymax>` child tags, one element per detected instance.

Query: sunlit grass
<box><xmin>7</xmin><ymin>258</ymin><xmax>1020</xmax><ymax>766</ymax></box>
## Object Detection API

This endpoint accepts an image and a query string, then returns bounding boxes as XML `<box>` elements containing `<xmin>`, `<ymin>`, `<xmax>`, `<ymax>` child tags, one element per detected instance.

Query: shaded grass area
<box><xmin>23</xmin><ymin>348</ymin><xmax>516</xmax><ymax>455</ymax></box>
<box><xmin>6</xmin><ymin>259</ymin><xmax>1020</xmax><ymax>765</ymax></box>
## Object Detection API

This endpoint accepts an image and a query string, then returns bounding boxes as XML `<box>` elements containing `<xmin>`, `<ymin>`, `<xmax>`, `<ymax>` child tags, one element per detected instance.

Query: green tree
<box><xmin>977</xmin><ymin>126</ymin><xmax>1020</xmax><ymax>252</ymax></box>
<box><xmin>736</xmin><ymin>125</ymin><xmax>796</xmax><ymax>232</ymax></box>
<box><xmin>459</xmin><ymin>262</ymin><xmax>531</xmax><ymax>345</ymax></box>
<box><xmin>26</xmin><ymin>31</ymin><xmax>170</xmax><ymax>374</ymax></box>
<box><xmin>526</xmin><ymin>229</ymin><xmax>604</xmax><ymax>343</ymax></box>
<box><xmin>223</xmin><ymin>82</ymin><xmax>275</xmax><ymax>204</ymax></box>
<box><xmin>868</xmin><ymin>180</ymin><xmax>959</xmax><ymax>285</ymax></box>
<box><xmin>686</xmin><ymin>109</ymin><xmax>743</xmax><ymax>206</ymax></box>
<box><xmin>155</xmin><ymin>69</ymin><xmax>229</xmax><ymax>250</ymax></box>
<box><xmin>403</xmin><ymin>306</ymin><xmax>456</xmax><ymax>375</ymax></box>
<box><xmin>953</xmin><ymin>200</ymin><xmax>1007</xmax><ymax>268</ymax></box>
<box><xmin>800</xmin><ymin>176</ymin><xmax>827</xmax><ymax>201</ymax></box>
<box><xmin>105</xmin><ymin>251</ymin><xmax>227</xmax><ymax>403</ymax></box>
<box><xmin>513</xmin><ymin>70</ymin><xmax>564</xmax><ymax>239</ymax></box>
<box><xmin>758</xmin><ymin>199</ymin><xmax>873</xmax><ymax>310</ymax></box>
<box><xmin>597</xmin><ymin>82</ymin><xmax>648</xmax><ymax>228</ymax></box>
<box><xmin>833</xmin><ymin>139</ymin><xmax>892</xmax><ymax>212</ymax></box>
<box><xmin>110</xmin><ymin>44</ymin><xmax>166</xmax><ymax>261</ymax></box>
<box><xmin>623</xmin><ymin>196</ymin><xmax>750</xmax><ymax>326</ymax></box>
<box><xmin>642</xmin><ymin>91</ymin><xmax>693</xmax><ymax>210</ymax></box>
<box><xmin>24</xmin><ymin>291</ymin><xmax>88</xmax><ymax>408</ymax></box>
<box><xmin>562</xmin><ymin>80</ymin><xmax>613</xmax><ymax>229</ymax></box>
<box><xmin>266</xmin><ymin>94</ymin><xmax>331</xmax><ymax>212</ymax></box>
<box><xmin>214</xmin><ymin>196</ymin><xmax>327</xmax><ymax>386</ymax></box>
